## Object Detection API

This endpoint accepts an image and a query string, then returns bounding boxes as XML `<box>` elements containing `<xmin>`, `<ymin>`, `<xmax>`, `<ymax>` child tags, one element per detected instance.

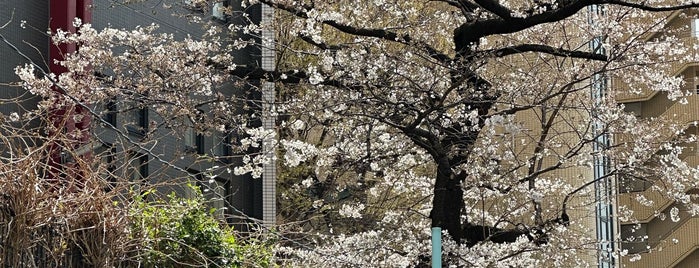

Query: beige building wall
<box><xmin>618</xmin><ymin>11</ymin><xmax>699</xmax><ymax>268</ymax></box>
<box><xmin>482</xmin><ymin>79</ymin><xmax>600</xmax><ymax>264</ymax></box>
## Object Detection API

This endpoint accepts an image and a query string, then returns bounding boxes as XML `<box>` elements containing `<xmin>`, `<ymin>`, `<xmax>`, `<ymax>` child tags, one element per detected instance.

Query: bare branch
<box><xmin>486</xmin><ymin>44</ymin><xmax>608</xmax><ymax>61</ymax></box>
<box><xmin>298</xmin><ymin>35</ymin><xmax>346</xmax><ymax>50</ymax></box>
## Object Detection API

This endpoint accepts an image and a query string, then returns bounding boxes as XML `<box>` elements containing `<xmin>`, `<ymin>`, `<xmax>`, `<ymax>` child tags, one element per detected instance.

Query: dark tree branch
<box><xmin>458</xmin><ymin>0</ymin><xmax>482</xmax><ymax>11</ymax></box>
<box><xmin>227</xmin><ymin>65</ymin><xmax>307</xmax><ymax>83</ymax></box>
<box><xmin>299</xmin><ymin>35</ymin><xmax>346</xmax><ymax>50</ymax></box>
<box><xmin>433</xmin><ymin>0</ymin><xmax>476</xmax><ymax>17</ymax></box>
<box><xmin>258</xmin><ymin>0</ymin><xmax>402</xmax><ymax>40</ymax></box>
<box><xmin>487</xmin><ymin>44</ymin><xmax>608</xmax><ymax>61</ymax></box>
<box><xmin>517</xmin><ymin>136</ymin><xmax>592</xmax><ymax>186</ymax></box>
<box><xmin>258</xmin><ymin>0</ymin><xmax>451</xmax><ymax>62</ymax></box>
<box><xmin>562</xmin><ymin>168</ymin><xmax>618</xmax><ymax>215</ymax></box>
<box><xmin>434</xmin><ymin>0</ymin><xmax>480</xmax><ymax>11</ymax></box>
<box><xmin>526</xmin><ymin>87</ymin><xmax>574</xmax><ymax>225</ymax></box>
<box><xmin>455</xmin><ymin>0</ymin><xmax>699</xmax><ymax>54</ymax></box>
<box><xmin>403</xmin><ymin>131</ymin><xmax>442</xmax><ymax>158</ymax></box>
<box><xmin>457</xmin><ymin>0</ymin><xmax>486</xmax><ymax>20</ymax></box>
<box><xmin>454</xmin><ymin>0</ymin><xmax>594</xmax><ymax>52</ymax></box>
<box><xmin>602</xmin><ymin>0</ymin><xmax>699</xmax><ymax>11</ymax></box>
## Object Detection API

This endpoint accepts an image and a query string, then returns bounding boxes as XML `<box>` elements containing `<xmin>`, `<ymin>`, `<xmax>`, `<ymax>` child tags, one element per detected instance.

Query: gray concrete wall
<box><xmin>0</xmin><ymin>0</ymin><xmax>47</xmax><ymax>116</ymax></box>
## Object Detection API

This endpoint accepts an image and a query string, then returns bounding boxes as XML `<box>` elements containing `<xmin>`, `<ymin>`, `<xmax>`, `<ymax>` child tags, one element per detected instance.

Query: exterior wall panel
<box><xmin>0</xmin><ymin>0</ymin><xmax>47</xmax><ymax>117</ymax></box>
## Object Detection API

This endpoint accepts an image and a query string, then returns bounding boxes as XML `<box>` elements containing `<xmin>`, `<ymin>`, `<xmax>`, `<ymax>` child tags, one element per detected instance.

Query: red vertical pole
<box><xmin>49</xmin><ymin>0</ymin><xmax>92</xmax><ymax>183</ymax></box>
<box><xmin>75</xmin><ymin>0</ymin><xmax>92</xmax><ymax>147</ymax></box>
<box><xmin>76</xmin><ymin>0</ymin><xmax>92</xmax><ymax>22</ymax></box>
<box><xmin>50</xmin><ymin>0</ymin><xmax>77</xmax><ymax>75</ymax></box>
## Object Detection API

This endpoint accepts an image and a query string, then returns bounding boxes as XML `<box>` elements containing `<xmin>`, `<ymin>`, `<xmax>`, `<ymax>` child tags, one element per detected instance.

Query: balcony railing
<box><xmin>622</xmin><ymin>217</ymin><xmax>699</xmax><ymax>268</ymax></box>
<box><xmin>616</xmin><ymin>36</ymin><xmax>699</xmax><ymax>102</ymax></box>
<box><xmin>617</xmin><ymin>90</ymin><xmax>699</xmax><ymax>222</ymax></box>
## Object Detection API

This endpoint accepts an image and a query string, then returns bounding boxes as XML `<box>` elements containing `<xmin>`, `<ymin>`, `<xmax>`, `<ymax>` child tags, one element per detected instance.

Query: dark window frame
<box><xmin>128</xmin><ymin>151</ymin><xmax>148</xmax><ymax>182</ymax></box>
<box><xmin>103</xmin><ymin>101</ymin><xmax>117</xmax><ymax>127</ymax></box>
<box><xmin>126</xmin><ymin>106</ymin><xmax>148</xmax><ymax>136</ymax></box>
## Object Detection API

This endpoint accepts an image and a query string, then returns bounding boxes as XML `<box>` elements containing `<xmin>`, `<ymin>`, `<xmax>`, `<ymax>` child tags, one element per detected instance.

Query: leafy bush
<box><xmin>130</xmin><ymin>185</ymin><xmax>274</xmax><ymax>267</ymax></box>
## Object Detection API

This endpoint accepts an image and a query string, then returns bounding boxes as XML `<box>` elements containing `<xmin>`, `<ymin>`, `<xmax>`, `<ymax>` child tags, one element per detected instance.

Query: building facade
<box><xmin>617</xmin><ymin>11</ymin><xmax>699</xmax><ymax>268</ymax></box>
<box><xmin>0</xmin><ymin>0</ymin><xmax>275</xmax><ymax>229</ymax></box>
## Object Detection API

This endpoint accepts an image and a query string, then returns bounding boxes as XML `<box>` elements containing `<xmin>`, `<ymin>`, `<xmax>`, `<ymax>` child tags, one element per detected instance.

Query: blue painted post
<box><xmin>432</xmin><ymin>227</ymin><xmax>442</xmax><ymax>268</ymax></box>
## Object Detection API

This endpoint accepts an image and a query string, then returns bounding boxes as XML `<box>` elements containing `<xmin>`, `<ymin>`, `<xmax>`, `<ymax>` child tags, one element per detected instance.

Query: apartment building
<box><xmin>0</xmin><ymin>0</ymin><xmax>275</xmax><ymax>228</ymax></box>
<box><xmin>616</xmin><ymin>11</ymin><xmax>699</xmax><ymax>268</ymax></box>
<box><xmin>466</xmin><ymin>8</ymin><xmax>699</xmax><ymax>267</ymax></box>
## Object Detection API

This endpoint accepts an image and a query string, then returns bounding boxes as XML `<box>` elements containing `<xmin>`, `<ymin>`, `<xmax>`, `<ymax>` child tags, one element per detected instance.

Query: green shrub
<box><xmin>130</xmin><ymin>185</ymin><xmax>274</xmax><ymax>267</ymax></box>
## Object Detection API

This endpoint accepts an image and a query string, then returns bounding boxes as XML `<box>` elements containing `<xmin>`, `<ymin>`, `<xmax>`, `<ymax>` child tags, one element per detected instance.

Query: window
<box><xmin>185</xmin><ymin>126</ymin><xmax>196</xmax><ymax>148</ymax></box>
<box><xmin>128</xmin><ymin>152</ymin><xmax>148</xmax><ymax>182</ymax></box>
<box><xmin>213</xmin><ymin>131</ymin><xmax>230</xmax><ymax>161</ymax></box>
<box><xmin>126</xmin><ymin>152</ymin><xmax>148</xmax><ymax>194</ymax></box>
<box><xmin>126</xmin><ymin>106</ymin><xmax>148</xmax><ymax>135</ymax></box>
<box><xmin>184</xmin><ymin>123</ymin><xmax>197</xmax><ymax>150</ymax></box>
<box><xmin>184</xmin><ymin>122</ymin><xmax>205</xmax><ymax>154</ymax></box>
<box><xmin>692</xmin><ymin>18</ymin><xmax>699</xmax><ymax>38</ymax></box>
<box><xmin>205</xmin><ymin>177</ymin><xmax>230</xmax><ymax>220</ymax></box>
<box><xmin>98</xmin><ymin>144</ymin><xmax>117</xmax><ymax>191</ymax></box>
<box><xmin>103</xmin><ymin>101</ymin><xmax>117</xmax><ymax>127</ymax></box>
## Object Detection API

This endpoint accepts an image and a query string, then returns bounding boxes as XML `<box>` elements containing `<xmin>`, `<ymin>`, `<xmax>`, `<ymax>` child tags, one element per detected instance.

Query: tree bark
<box><xmin>431</xmin><ymin>156</ymin><xmax>464</xmax><ymax>242</ymax></box>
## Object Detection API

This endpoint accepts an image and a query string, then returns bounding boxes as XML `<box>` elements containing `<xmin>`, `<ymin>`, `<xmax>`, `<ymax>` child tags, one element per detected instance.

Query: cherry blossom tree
<box><xmin>12</xmin><ymin>0</ymin><xmax>699</xmax><ymax>266</ymax></box>
<box><xmin>255</xmin><ymin>0</ymin><xmax>699</xmax><ymax>266</ymax></box>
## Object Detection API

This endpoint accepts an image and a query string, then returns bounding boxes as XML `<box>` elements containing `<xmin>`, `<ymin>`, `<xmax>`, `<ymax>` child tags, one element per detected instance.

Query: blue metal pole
<box><xmin>432</xmin><ymin>227</ymin><xmax>442</xmax><ymax>268</ymax></box>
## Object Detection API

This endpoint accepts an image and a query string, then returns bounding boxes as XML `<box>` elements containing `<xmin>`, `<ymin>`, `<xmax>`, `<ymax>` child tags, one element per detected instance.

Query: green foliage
<box><xmin>130</xmin><ymin>185</ymin><xmax>275</xmax><ymax>267</ymax></box>
<box><xmin>234</xmin><ymin>234</ymin><xmax>278</xmax><ymax>268</ymax></box>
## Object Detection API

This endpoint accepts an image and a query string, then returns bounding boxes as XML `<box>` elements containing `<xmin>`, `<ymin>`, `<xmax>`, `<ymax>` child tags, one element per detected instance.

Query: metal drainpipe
<box><xmin>260</xmin><ymin>2</ymin><xmax>277</xmax><ymax>228</ymax></box>
<box><xmin>588</xmin><ymin>5</ymin><xmax>615</xmax><ymax>268</ymax></box>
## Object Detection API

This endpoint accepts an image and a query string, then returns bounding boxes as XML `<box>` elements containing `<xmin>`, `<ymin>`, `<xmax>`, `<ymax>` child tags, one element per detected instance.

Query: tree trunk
<box><xmin>431</xmin><ymin>156</ymin><xmax>464</xmax><ymax>242</ymax></box>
